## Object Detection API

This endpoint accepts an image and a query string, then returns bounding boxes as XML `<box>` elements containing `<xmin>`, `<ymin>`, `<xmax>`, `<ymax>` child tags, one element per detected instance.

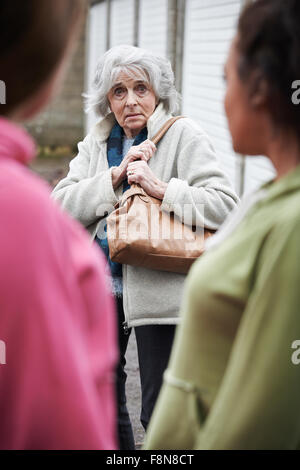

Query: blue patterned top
<box><xmin>95</xmin><ymin>122</ymin><xmax>148</xmax><ymax>296</ymax></box>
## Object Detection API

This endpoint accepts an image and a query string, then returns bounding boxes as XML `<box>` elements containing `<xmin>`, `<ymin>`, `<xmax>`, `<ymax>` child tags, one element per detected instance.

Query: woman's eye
<box><xmin>114</xmin><ymin>87</ymin><xmax>125</xmax><ymax>97</ymax></box>
<box><xmin>136</xmin><ymin>84</ymin><xmax>147</xmax><ymax>93</ymax></box>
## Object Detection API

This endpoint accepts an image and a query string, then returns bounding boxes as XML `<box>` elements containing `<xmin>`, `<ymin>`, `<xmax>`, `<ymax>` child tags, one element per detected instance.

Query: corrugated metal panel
<box><xmin>243</xmin><ymin>157</ymin><xmax>276</xmax><ymax>195</ymax></box>
<box><xmin>182</xmin><ymin>0</ymin><xmax>276</xmax><ymax>195</ymax></box>
<box><xmin>110</xmin><ymin>0</ymin><xmax>135</xmax><ymax>47</ymax></box>
<box><xmin>85</xmin><ymin>2</ymin><xmax>107</xmax><ymax>132</ymax></box>
<box><xmin>182</xmin><ymin>0</ymin><xmax>241</xmax><ymax>192</ymax></box>
<box><xmin>138</xmin><ymin>0</ymin><xmax>168</xmax><ymax>57</ymax></box>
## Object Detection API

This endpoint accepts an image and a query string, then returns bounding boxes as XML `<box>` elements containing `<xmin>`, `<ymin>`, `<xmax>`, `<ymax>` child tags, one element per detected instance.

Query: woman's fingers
<box><xmin>127</xmin><ymin>160</ymin><xmax>147</xmax><ymax>174</ymax></box>
<box><xmin>139</xmin><ymin>140</ymin><xmax>156</xmax><ymax>159</ymax></box>
<box><xmin>127</xmin><ymin>140</ymin><xmax>157</xmax><ymax>162</ymax></box>
<box><xmin>127</xmin><ymin>160</ymin><xmax>161</xmax><ymax>196</ymax></box>
<box><xmin>123</xmin><ymin>140</ymin><xmax>157</xmax><ymax>176</ymax></box>
<box><xmin>127</xmin><ymin>162</ymin><xmax>138</xmax><ymax>182</ymax></box>
<box><xmin>127</xmin><ymin>151</ymin><xmax>148</xmax><ymax>162</ymax></box>
<box><xmin>142</xmin><ymin>139</ymin><xmax>156</xmax><ymax>151</ymax></box>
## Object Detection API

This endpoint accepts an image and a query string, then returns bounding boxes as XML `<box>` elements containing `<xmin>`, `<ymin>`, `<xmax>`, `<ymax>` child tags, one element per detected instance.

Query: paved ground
<box><xmin>125</xmin><ymin>331</ymin><xmax>145</xmax><ymax>448</ymax></box>
<box><xmin>30</xmin><ymin>156</ymin><xmax>145</xmax><ymax>449</ymax></box>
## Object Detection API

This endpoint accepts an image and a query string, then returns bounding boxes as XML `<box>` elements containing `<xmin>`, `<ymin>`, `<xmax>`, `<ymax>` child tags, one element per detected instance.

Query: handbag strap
<box><xmin>151</xmin><ymin>115</ymin><xmax>185</xmax><ymax>146</ymax></box>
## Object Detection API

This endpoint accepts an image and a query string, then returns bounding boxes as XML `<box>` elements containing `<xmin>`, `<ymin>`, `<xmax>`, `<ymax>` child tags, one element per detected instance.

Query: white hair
<box><xmin>84</xmin><ymin>44</ymin><xmax>181</xmax><ymax>117</ymax></box>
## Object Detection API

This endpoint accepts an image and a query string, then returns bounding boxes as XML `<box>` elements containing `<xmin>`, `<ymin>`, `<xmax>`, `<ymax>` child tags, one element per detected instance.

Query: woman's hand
<box><xmin>127</xmin><ymin>160</ymin><xmax>168</xmax><ymax>200</ymax></box>
<box><xmin>111</xmin><ymin>140</ymin><xmax>156</xmax><ymax>189</ymax></box>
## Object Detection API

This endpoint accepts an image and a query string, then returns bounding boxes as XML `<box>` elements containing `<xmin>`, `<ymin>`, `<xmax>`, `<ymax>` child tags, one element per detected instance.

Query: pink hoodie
<box><xmin>0</xmin><ymin>117</ymin><xmax>118</xmax><ymax>450</ymax></box>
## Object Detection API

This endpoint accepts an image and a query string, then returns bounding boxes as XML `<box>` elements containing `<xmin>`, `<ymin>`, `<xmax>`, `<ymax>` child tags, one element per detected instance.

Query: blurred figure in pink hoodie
<box><xmin>0</xmin><ymin>0</ymin><xmax>118</xmax><ymax>449</ymax></box>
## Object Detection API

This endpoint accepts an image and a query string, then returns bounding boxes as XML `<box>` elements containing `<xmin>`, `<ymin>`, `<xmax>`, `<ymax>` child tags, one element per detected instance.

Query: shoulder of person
<box><xmin>255</xmin><ymin>191</ymin><xmax>300</xmax><ymax>261</ymax></box>
<box><xmin>0</xmin><ymin>162</ymin><xmax>67</xmax><ymax>255</ymax></box>
<box><xmin>274</xmin><ymin>196</ymin><xmax>300</xmax><ymax>234</ymax></box>
<box><xmin>75</xmin><ymin>131</ymin><xmax>105</xmax><ymax>159</ymax></box>
<box><xmin>79</xmin><ymin>132</ymin><xmax>98</xmax><ymax>149</ymax></box>
<box><xmin>89</xmin><ymin>113</ymin><xmax>116</xmax><ymax>144</ymax></box>
<box><xmin>168</xmin><ymin>115</ymin><xmax>212</xmax><ymax>141</ymax></box>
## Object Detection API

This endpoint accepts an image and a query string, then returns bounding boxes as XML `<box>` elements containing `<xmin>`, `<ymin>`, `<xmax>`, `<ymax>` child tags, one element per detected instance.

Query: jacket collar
<box><xmin>0</xmin><ymin>117</ymin><xmax>36</xmax><ymax>165</ymax></box>
<box><xmin>91</xmin><ymin>103</ymin><xmax>172</xmax><ymax>143</ymax></box>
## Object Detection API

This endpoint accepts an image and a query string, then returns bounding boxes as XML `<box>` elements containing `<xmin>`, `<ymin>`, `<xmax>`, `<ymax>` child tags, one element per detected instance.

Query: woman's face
<box><xmin>107</xmin><ymin>71</ymin><xmax>157</xmax><ymax>138</ymax></box>
<box><xmin>224</xmin><ymin>35</ymin><xmax>268</xmax><ymax>156</ymax></box>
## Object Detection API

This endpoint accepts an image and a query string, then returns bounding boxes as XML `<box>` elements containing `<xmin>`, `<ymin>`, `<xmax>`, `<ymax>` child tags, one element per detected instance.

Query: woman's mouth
<box><xmin>126</xmin><ymin>114</ymin><xmax>141</xmax><ymax>119</ymax></box>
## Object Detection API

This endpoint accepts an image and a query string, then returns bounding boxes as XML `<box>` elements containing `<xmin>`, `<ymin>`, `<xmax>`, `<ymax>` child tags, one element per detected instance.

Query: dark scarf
<box><xmin>96</xmin><ymin>122</ymin><xmax>148</xmax><ymax>279</ymax></box>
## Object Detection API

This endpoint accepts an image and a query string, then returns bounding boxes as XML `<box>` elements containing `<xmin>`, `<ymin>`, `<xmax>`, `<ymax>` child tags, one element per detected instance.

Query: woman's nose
<box><xmin>126</xmin><ymin>89</ymin><xmax>138</xmax><ymax>106</ymax></box>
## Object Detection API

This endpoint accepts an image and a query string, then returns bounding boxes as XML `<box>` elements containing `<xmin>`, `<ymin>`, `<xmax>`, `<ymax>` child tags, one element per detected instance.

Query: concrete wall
<box><xmin>25</xmin><ymin>14</ymin><xmax>87</xmax><ymax>149</ymax></box>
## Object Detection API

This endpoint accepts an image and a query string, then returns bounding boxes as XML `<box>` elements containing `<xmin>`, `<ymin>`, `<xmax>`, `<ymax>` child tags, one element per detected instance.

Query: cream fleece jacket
<box><xmin>52</xmin><ymin>104</ymin><xmax>239</xmax><ymax>327</ymax></box>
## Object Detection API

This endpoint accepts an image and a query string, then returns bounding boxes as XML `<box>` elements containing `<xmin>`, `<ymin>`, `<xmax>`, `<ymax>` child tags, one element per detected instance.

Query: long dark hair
<box><xmin>0</xmin><ymin>0</ymin><xmax>84</xmax><ymax>116</ymax></box>
<box><xmin>237</xmin><ymin>0</ymin><xmax>300</xmax><ymax>135</ymax></box>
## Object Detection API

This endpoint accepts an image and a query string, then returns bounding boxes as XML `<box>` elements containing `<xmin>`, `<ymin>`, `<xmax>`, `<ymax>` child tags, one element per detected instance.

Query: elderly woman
<box><xmin>145</xmin><ymin>0</ymin><xmax>300</xmax><ymax>450</ymax></box>
<box><xmin>52</xmin><ymin>44</ymin><xmax>238</xmax><ymax>449</ymax></box>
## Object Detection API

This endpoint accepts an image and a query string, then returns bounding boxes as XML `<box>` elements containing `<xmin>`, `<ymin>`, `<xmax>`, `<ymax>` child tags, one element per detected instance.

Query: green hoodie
<box><xmin>145</xmin><ymin>164</ymin><xmax>300</xmax><ymax>450</ymax></box>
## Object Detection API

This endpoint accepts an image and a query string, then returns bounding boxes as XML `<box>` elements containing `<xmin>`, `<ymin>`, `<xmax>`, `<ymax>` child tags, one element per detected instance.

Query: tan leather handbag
<box><xmin>107</xmin><ymin>117</ymin><xmax>214</xmax><ymax>274</ymax></box>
